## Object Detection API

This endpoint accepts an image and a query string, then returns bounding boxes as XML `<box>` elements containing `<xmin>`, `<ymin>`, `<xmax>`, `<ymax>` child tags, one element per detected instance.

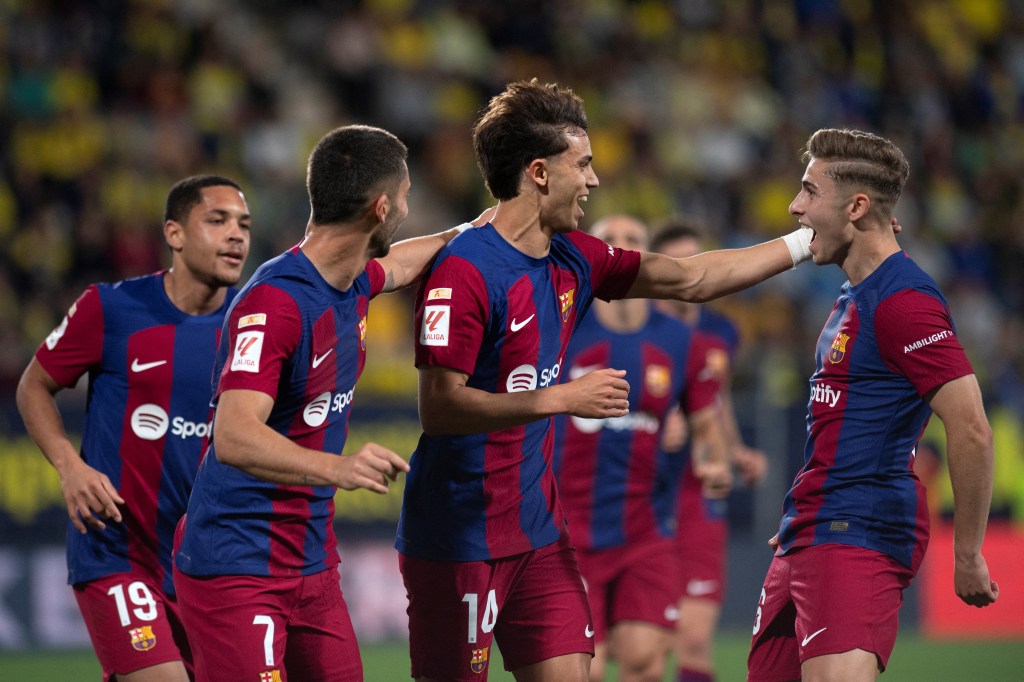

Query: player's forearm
<box><xmin>419</xmin><ymin>383</ymin><xmax>563</xmax><ymax>435</ymax></box>
<box><xmin>945</xmin><ymin>419</ymin><xmax>995</xmax><ymax>561</ymax></box>
<box><xmin>16</xmin><ymin>366</ymin><xmax>82</xmax><ymax>476</ymax></box>
<box><xmin>378</xmin><ymin>225</ymin><xmax>466</xmax><ymax>292</ymax></box>
<box><xmin>214</xmin><ymin>419</ymin><xmax>339</xmax><ymax>486</ymax></box>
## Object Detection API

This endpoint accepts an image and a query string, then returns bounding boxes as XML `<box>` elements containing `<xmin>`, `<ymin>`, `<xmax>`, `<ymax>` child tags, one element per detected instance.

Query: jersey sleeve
<box><xmin>34</xmin><ymin>285</ymin><xmax>104</xmax><ymax>388</ymax></box>
<box><xmin>366</xmin><ymin>258</ymin><xmax>386</xmax><ymax>299</ymax></box>
<box><xmin>874</xmin><ymin>288</ymin><xmax>974</xmax><ymax>397</ymax></box>
<box><xmin>680</xmin><ymin>331</ymin><xmax>726</xmax><ymax>414</ymax></box>
<box><xmin>567</xmin><ymin>230</ymin><xmax>642</xmax><ymax>301</ymax></box>
<box><xmin>414</xmin><ymin>255</ymin><xmax>489</xmax><ymax>375</ymax></box>
<box><xmin>215</xmin><ymin>283</ymin><xmax>302</xmax><ymax>400</ymax></box>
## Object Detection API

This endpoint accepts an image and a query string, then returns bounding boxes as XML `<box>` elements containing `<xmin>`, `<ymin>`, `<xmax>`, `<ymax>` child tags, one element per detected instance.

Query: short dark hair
<box><xmin>164</xmin><ymin>175</ymin><xmax>243</xmax><ymax>224</ymax></box>
<box><xmin>472</xmin><ymin>79</ymin><xmax>589</xmax><ymax>200</ymax></box>
<box><xmin>802</xmin><ymin>128</ymin><xmax>910</xmax><ymax>215</ymax></box>
<box><xmin>650</xmin><ymin>216</ymin><xmax>705</xmax><ymax>253</ymax></box>
<box><xmin>307</xmin><ymin>125</ymin><xmax>408</xmax><ymax>224</ymax></box>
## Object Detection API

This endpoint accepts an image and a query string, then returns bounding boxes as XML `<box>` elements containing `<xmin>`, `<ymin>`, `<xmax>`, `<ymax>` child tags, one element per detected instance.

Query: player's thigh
<box><xmin>747</xmin><ymin>555</ymin><xmax>801</xmax><ymax>682</ymax></box>
<box><xmin>790</xmin><ymin>544</ymin><xmax>913</xmax><ymax>672</ymax></box>
<box><xmin>609</xmin><ymin>538</ymin><xmax>679</xmax><ymax>632</ymax></box>
<box><xmin>400</xmin><ymin>552</ymin><xmax>506</xmax><ymax>681</ymax></box>
<box><xmin>284</xmin><ymin>566</ymin><xmax>362</xmax><ymax>682</ymax></box>
<box><xmin>801</xmin><ymin>648</ymin><xmax>880</xmax><ymax>682</ymax></box>
<box><xmin>497</xmin><ymin>539</ymin><xmax>594</xmax><ymax>673</ymax></box>
<box><xmin>74</xmin><ymin>573</ymin><xmax>189</xmax><ymax>681</ymax></box>
<box><xmin>116</xmin><ymin>660</ymin><xmax>190</xmax><ymax>682</ymax></box>
<box><xmin>608</xmin><ymin>620</ymin><xmax>671</xmax><ymax>677</ymax></box>
<box><xmin>174</xmin><ymin>569</ymin><xmax>297</xmax><ymax>682</ymax></box>
<box><xmin>510</xmin><ymin>652</ymin><xmax>590</xmax><ymax>682</ymax></box>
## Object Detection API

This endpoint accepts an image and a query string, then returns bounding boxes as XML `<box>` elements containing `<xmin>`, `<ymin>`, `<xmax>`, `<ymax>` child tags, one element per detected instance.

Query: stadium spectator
<box><xmin>171</xmin><ymin>125</ymin><xmax>479</xmax><ymax>681</ymax></box>
<box><xmin>15</xmin><ymin>175</ymin><xmax>253</xmax><ymax>681</ymax></box>
<box><xmin>395</xmin><ymin>79</ymin><xmax>813</xmax><ymax>682</ymax></box>
<box><xmin>747</xmin><ymin>128</ymin><xmax>999</xmax><ymax>682</ymax></box>
<box><xmin>552</xmin><ymin>214</ymin><xmax>732</xmax><ymax>682</ymax></box>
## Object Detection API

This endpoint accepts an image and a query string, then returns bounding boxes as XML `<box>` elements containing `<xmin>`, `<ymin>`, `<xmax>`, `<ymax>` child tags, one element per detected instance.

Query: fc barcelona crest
<box><xmin>645</xmin><ymin>364</ymin><xmax>670</xmax><ymax>398</ymax></box>
<box><xmin>828</xmin><ymin>332</ymin><xmax>850</xmax><ymax>364</ymax></box>
<box><xmin>559</xmin><ymin>289</ymin><xmax>575</xmax><ymax>322</ymax></box>
<box><xmin>358</xmin><ymin>316</ymin><xmax>367</xmax><ymax>351</ymax></box>
<box><xmin>129</xmin><ymin>626</ymin><xmax>156</xmax><ymax>651</ymax></box>
<box><xmin>259</xmin><ymin>672</ymin><xmax>283</xmax><ymax>682</ymax></box>
<box><xmin>470</xmin><ymin>646</ymin><xmax>490</xmax><ymax>674</ymax></box>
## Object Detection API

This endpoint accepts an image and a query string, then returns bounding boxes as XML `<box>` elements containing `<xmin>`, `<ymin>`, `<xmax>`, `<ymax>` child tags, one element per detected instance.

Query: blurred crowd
<box><xmin>2</xmin><ymin>0</ymin><xmax>1023</xmax><ymax>516</ymax></box>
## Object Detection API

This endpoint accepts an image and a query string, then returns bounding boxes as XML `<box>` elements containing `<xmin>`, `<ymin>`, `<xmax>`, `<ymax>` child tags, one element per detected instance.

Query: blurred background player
<box><xmin>173</xmin><ymin>125</ymin><xmax>479</xmax><ymax>682</ymax></box>
<box><xmin>16</xmin><ymin>175</ymin><xmax>252</xmax><ymax>681</ymax></box>
<box><xmin>748</xmin><ymin>128</ymin><xmax>998</xmax><ymax>682</ymax></box>
<box><xmin>396</xmin><ymin>79</ymin><xmax>813</xmax><ymax>682</ymax></box>
<box><xmin>552</xmin><ymin>214</ymin><xmax>732</xmax><ymax>682</ymax></box>
<box><xmin>650</xmin><ymin>220</ymin><xmax>767</xmax><ymax>682</ymax></box>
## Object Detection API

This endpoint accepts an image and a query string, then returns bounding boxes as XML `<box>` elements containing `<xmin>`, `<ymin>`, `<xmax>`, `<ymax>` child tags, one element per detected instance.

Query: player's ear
<box><xmin>164</xmin><ymin>220</ymin><xmax>184</xmax><ymax>252</ymax></box>
<box><xmin>525</xmin><ymin>158</ymin><xmax>548</xmax><ymax>188</ymax></box>
<box><xmin>849</xmin><ymin>192</ymin><xmax>871</xmax><ymax>222</ymax></box>
<box><xmin>371</xmin><ymin>192</ymin><xmax>389</xmax><ymax>225</ymax></box>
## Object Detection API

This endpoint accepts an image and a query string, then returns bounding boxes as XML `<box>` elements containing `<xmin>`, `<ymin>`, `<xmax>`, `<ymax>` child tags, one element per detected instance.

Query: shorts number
<box><xmin>107</xmin><ymin>581</ymin><xmax>157</xmax><ymax>626</ymax></box>
<box><xmin>752</xmin><ymin>587</ymin><xmax>766</xmax><ymax>635</ymax></box>
<box><xmin>253</xmin><ymin>615</ymin><xmax>275</xmax><ymax>666</ymax></box>
<box><xmin>461</xmin><ymin>590</ymin><xmax>498</xmax><ymax>644</ymax></box>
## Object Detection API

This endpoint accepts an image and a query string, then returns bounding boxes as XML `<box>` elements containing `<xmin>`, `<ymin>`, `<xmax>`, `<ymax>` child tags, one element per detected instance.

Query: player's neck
<box><xmin>300</xmin><ymin>221</ymin><xmax>373</xmax><ymax>291</ymax></box>
<box><xmin>489</xmin><ymin>198</ymin><xmax>552</xmax><ymax>258</ymax></box>
<box><xmin>163</xmin><ymin>269</ymin><xmax>227</xmax><ymax>316</ymax></box>
<box><xmin>842</xmin><ymin>231</ymin><xmax>901</xmax><ymax>286</ymax></box>
<box><xmin>593</xmin><ymin>297</ymin><xmax>648</xmax><ymax>332</ymax></box>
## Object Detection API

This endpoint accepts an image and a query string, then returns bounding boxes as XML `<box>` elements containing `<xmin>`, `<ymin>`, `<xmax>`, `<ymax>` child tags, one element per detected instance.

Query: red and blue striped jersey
<box><xmin>34</xmin><ymin>273</ymin><xmax>235</xmax><ymax>594</ymax></box>
<box><xmin>777</xmin><ymin>252</ymin><xmax>973</xmax><ymax>570</ymax></box>
<box><xmin>396</xmin><ymin>225</ymin><xmax>641</xmax><ymax>561</ymax></box>
<box><xmin>175</xmin><ymin>247</ymin><xmax>384</xmax><ymax>577</ymax></box>
<box><xmin>552</xmin><ymin>306</ymin><xmax>722</xmax><ymax>550</ymax></box>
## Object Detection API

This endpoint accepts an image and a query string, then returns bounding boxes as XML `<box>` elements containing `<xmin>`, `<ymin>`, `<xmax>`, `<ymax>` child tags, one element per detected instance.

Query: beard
<box><xmin>368</xmin><ymin>216</ymin><xmax>401</xmax><ymax>259</ymax></box>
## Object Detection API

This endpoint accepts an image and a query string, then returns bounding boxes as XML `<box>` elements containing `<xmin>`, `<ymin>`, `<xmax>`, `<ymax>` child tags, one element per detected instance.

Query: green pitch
<box><xmin>5</xmin><ymin>633</ymin><xmax>1022</xmax><ymax>681</ymax></box>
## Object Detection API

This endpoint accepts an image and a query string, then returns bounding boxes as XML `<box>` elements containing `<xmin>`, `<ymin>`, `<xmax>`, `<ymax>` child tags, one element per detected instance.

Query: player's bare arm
<box><xmin>16</xmin><ymin>359</ymin><xmax>124</xmax><ymax>532</ymax></box>
<box><xmin>688</xmin><ymin>404</ymin><xmax>733</xmax><ymax>499</ymax></box>
<box><xmin>376</xmin><ymin>207</ymin><xmax>497</xmax><ymax>293</ymax></box>
<box><xmin>418</xmin><ymin>365</ymin><xmax>629</xmax><ymax>435</ymax></box>
<box><xmin>214</xmin><ymin>388</ymin><xmax>408</xmax><ymax>492</ymax></box>
<box><xmin>927</xmin><ymin>373</ymin><xmax>999</xmax><ymax>607</ymax></box>
<box><xmin>626</xmin><ymin>229</ymin><xmax>811</xmax><ymax>302</ymax></box>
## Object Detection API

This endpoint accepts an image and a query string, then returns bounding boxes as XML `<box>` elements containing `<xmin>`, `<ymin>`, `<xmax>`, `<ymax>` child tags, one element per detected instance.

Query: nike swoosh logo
<box><xmin>584</xmin><ymin>625</ymin><xmax>594</xmax><ymax>638</ymax></box>
<box><xmin>510</xmin><ymin>314</ymin><xmax>535</xmax><ymax>332</ymax></box>
<box><xmin>131</xmin><ymin>359</ymin><xmax>167</xmax><ymax>373</ymax></box>
<box><xmin>312</xmin><ymin>350</ymin><xmax>333</xmax><ymax>369</ymax></box>
<box><xmin>686</xmin><ymin>579</ymin><xmax>720</xmax><ymax>597</ymax></box>
<box><xmin>801</xmin><ymin>626</ymin><xmax>827</xmax><ymax>647</ymax></box>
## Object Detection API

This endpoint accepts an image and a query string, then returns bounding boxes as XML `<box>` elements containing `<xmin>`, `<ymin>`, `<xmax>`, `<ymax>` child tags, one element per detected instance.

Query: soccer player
<box><xmin>15</xmin><ymin>175</ymin><xmax>252</xmax><ymax>681</ymax></box>
<box><xmin>650</xmin><ymin>221</ymin><xmax>767</xmax><ymax>682</ymax></box>
<box><xmin>747</xmin><ymin>128</ymin><xmax>999</xmax><ymax>682</ymax></box>
<box><xmin>395</xmin><ymin>79</ymin><xmax>815</xmax><ymax>682</ymax></box>
<box><xmin>552</xmin><ymin>215</ymin><xmax>732</xmax><ymax>682</ymax></box>
<box><xmin>172</xmin><ymin>125</ymin><xmax>481</xmax><ymax>682</ymax></box>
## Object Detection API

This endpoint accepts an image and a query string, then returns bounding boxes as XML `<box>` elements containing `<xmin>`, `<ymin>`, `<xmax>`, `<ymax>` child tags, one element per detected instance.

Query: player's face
<box><xmin>541</xmin><ymin>132</ymin><xmax>599</xmax><ymax>234</ymax></box>
<box><xmin>590</xmin><ymin>215</ymin><xmax>648</xmax><ymax>251</ymax></box>
<box><xmin>789</xmin><ymin>158</ymin><xmax>855</xmax><ymax>267</ymax></box>
<box><xmin>369</xmin><ymin>163</ymin><xmax>411</xmax><ymax>259</ymax></box>
<box><xmin>174</xmin><ymin>185</ymin><xmax>251</xmax><ymax>288</ymax></box>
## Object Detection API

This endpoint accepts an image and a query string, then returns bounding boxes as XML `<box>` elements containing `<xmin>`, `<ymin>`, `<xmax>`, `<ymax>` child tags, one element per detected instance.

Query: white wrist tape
<box><xmin>454</xmin><ymin>222</ymin><xmax>474</xmax><ymax>234</ymax></box>
<box><xmin>782</xmin><ymin>227</ymin><xmax>813</xmax><ymax>267</ymax></box>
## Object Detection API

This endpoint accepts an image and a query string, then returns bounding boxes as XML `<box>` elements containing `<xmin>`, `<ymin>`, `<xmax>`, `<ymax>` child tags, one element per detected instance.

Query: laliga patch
<box><xmin>420</xmin><ymin>305</ymin><xmax>450</xmax><ymax>346</ymax></box>
<box><xmin>231</xmin><ymin>331</ymin><xmax>264</xmax><ymax>373</ymax></box>
<box><xmin>238</xmin><ymin>312</ymin><xmax>267</xmax><ymax>328</ymax></box>
<box><xmin>470</xmin><ymin>646</ymin><xmax>489</xmax><ymax>674</ymax></box>
<box><xmin>428</xmin><ymin>287</ymin><xmax>453</xmax><ymax>300</ymax></box>
<box><xmin>129</xmin><ymin>626</ymin><xmax>156</xmax><ymax>651</ymax></box>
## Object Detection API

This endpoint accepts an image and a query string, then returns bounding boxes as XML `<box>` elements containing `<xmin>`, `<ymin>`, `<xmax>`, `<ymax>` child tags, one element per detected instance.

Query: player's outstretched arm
<box><xmin>928</xmin><ymin>373</ymin><xmax>999</xmax><ymax>607</ymax></box>
<box><xmin>16</xmin><ymin>359</ymin><xmax>125</xmax><ymax>532</ymax></box>
<box><xmin>418</xmin><ymin>365</ymin><xmax>630</xmax><ymax>435</ymax></box>
<box><xmin>376</xmin><ymin>207</ymin><xmax>497</xmax><ymax>293</ymax></box>
<box><xmin>214</xmin><ymin>389</ymin><xmax>408</xmax><ymax>492</ymax></box>
<box><xmin>626</xmin><ymin>228</ymin><xmax>812</xmax><ymax>303</ymax></box>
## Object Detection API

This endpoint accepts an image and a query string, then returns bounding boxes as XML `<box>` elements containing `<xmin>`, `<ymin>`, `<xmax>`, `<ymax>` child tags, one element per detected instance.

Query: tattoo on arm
<box><xmin>384</xmin><ymin>270</ymin><xmax>396</xmax><ymax>293</ymax></box>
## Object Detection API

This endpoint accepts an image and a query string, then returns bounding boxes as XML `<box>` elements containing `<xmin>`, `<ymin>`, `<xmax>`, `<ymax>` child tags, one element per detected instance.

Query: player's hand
<box><xmin>564</xmin><ymin>368</ymin><xmax>630</xmax><ymax>418</ymax></box>
<box><xmin>891</xmin><ymin>217</ymin><xmax>902</xmax><ymax>234</ymax></box>
<box><xmin>954</xmin><ymin>553</ymin><xmax>999</xmax><ymax>608</ymax></box>
<box><xmin>768</xmin><ymin>533</ymin><xmax>780</xmax><ymax>550</ymax></box>
<box><xmin>61</xmin><ymin>459</ymin><xmax>124</xmax><ymax>533</ymax></box>
<box><xmin>334</xmin><ymin>442</ymin><xmax>410</xmax><ymax>494</ymax></box>
<box><xmin>471</xmin><ymin>205</ymin><xmax>497</xmax><ymax>226</ymax></box>
<box><xmin>734</xmin><ymin>445</ymin><xmax>768</xmax><ymax>486</ymax></box>
<box><xmin>695</xmin><ymin>459</ymin><xmax>733</xmax><ymax>499</ymax></box>
<box><xmin>660</xmin><ymin>406</ymin><xmax>688</xmax><ymax>452</ymax></box>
